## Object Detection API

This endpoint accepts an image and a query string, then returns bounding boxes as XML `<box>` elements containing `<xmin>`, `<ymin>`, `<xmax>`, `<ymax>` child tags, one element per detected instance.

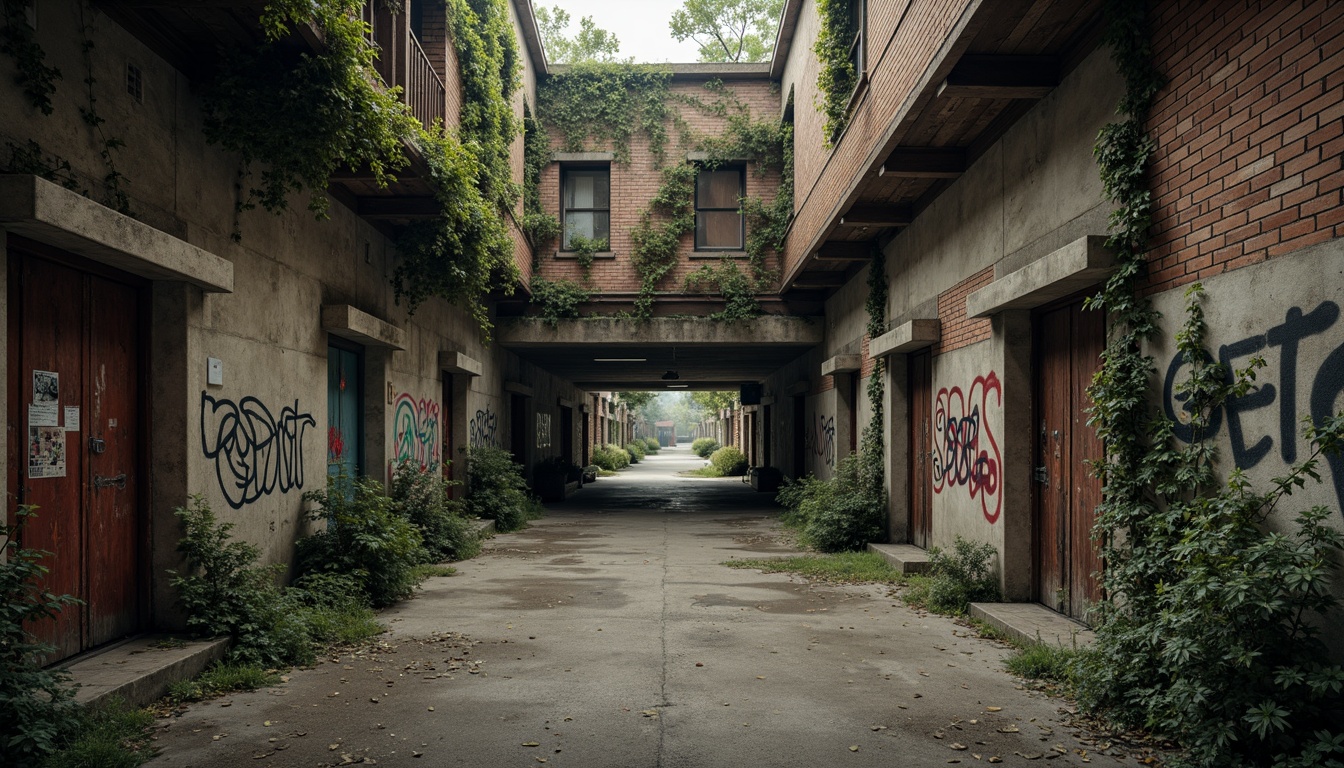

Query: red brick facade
<box><xmin>934</xmin><ymin>266</ymin><xmax>994</xmax><ymax>356</ymax></box>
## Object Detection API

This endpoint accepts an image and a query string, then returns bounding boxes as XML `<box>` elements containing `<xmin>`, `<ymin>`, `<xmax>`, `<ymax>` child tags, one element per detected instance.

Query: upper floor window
<box><xmin>847</xmin><ymin>0</ymin><xmax>866</xmax><ymax>83</ymax></box>
<box><xmin>695</xmin><ymin>167</ymin><xmax>744</xmax><ymax>251</ymax></box>
<box><xmin>561</xmin><ymin>167</ymin><xmax>610</xmax><ymax>250</ymax></box>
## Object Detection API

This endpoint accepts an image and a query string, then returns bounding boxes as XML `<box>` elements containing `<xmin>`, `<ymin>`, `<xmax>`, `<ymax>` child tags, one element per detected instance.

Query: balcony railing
<box><xmin>367</xmin><ymin>4</ymin><xmax>447</xmax><ymax>131</ymax></box>
<box><xmin>405</xmin><ymin>30</ymin><xmax>446</xmax><ymax>129</ymax></box>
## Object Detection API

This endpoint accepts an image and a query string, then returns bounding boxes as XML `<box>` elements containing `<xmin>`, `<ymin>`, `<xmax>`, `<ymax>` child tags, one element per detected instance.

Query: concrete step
<box><xmin>866</xmin><ymin>543</ymin><xmax>932</xmax><ymax>574</ymax></box>
<box><xmin>67</xmin><ymin>635</ymin><xmax>230</xmax><ymax>709</ymax></box>
<box><xmin>472</xmin><ymin>518</ymin><xmax>496</xmax><ymax>536</ymax></box>
<box><xmin>968</xmin><ymin>602</ymin><xmax>1095</xmax><ymax>649</ymax></box>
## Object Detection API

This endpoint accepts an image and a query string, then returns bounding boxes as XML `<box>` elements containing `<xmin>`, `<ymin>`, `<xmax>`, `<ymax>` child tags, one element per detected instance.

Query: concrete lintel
<box><xmin>321</xmin><ymin>304</ymin><xmax>406</xmax><ymax>350</ymax></box>
<box><xmin>552</xmin><ymin>152</ymin><xmax>614</xmax><ymax>163</ymax></box>
<box><xmin>0</xmin><ymin>174</ymin><xmax>233</xmax><ymax>292</ymax></box>
<box><xmin>966</xmin><ymin>236</ymin><xmax>1113</xmax><ymax>318</ymax></box>
<box><xmin>786</xmin><ymin>380</ymin><xmax>810</xmax><ymax>395</ymax></box>
<box><xmin>685</xmin><ymin>151</ymin><xmax>753</xmax><ymax>163</ymax></box>
<box><xmin>505</xmin><ymin>381</ymin><xmax>534</xmax><ymax>397</ymax></box>
<box><xmin>558</xmin><ymin>397</ymin><xmax>575</xmax><ymax>408</ymax></box>
<box><xmin>497</xmin><ymin>316</ymin><xmax>824</xmax><ymax>347</ymax></box>
<box><xmin>821</xmin><ymin>354</ymin><xmax>861</xmax><ymax>376</ymax></box>
<box><xmin>439</xmin><ymin>350</ymin><xmax>482</xmax><ymax>377</ymax></box>
<box><xmin>870</xmin><ymin>319</ymin><xmax>940</xmax><ymax>357</ymax></box>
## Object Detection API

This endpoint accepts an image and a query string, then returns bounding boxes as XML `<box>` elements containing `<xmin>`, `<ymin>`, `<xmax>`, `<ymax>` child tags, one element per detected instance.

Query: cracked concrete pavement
<box><xmin>146</xmin><ymin>445</ymin><xmax>1147</xmax><ymax>768</ymax></box>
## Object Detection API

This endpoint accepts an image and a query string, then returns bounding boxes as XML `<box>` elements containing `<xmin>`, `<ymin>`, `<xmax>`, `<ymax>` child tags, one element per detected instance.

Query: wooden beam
<box><xmin>937</xmin><ymin>55</ymin><xmax>1058</xmax><ymax>100</ymax></box>
<box><xmin>813</xmin><ymin>241</ymin><xmax>873</xmax><ymax>262</ymax></box>
<box><xmin>840</xmin><ymin>204</ymin><xmax>913</xmax><ymax>228</ymax></box>
<box><xmin>879</xmin><ymin>148</ymin><xmax>966</xmax><ymax>179</ymax></box>
<box><xmin>355</xmin><ymin>196</ymin><xmax>441</xmax><ymax>220</ymax></box>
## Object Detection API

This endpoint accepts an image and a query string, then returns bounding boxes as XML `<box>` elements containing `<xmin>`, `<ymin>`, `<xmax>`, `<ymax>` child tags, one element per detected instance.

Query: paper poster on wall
<box><xmin>30</xmin><ymin>370</ymin><xmax>59</xmax><ymax>426</ymax></box>
<box><xmin>64</xmin><ymin>406</ymin><xmax>80</xmax><ymax>432</ymax></box>
<box><xmin>28</xmin><ymin>426</ymin><xmax>66</xmax><ymax>479</ymax></box>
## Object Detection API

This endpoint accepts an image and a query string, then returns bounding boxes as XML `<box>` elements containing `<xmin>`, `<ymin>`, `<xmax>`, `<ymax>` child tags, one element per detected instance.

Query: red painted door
<box><xmin>7</xmin><ymin>242</ymin><xmax>145</xmax><ymax>661</ymax></box>
<box><xmin>908</xmin><ymin>349</ymin><xmax>933</xmax><ymax>548</ymax></box>
<box><xmin>1034</xmin><ymin>299</ymin><xmax>1104</xmax><ymax>621</ymax></box>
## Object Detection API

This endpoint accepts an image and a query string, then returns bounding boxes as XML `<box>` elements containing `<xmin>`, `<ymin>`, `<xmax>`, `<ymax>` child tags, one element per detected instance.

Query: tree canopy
<box><xmin>669</xmin><ymin>0</ymin><xmax>784</xmax><ymax>63</ymax></box>
<box><xmin>535</xmin><ymin>5</ymin><xmax>624</xmax><ymax>64</ymax></box>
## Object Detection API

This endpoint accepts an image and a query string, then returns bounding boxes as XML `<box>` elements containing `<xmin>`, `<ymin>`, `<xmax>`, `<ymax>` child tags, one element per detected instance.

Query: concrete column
<box><xmin>0</xmin><ymin>234</ymin><xmax>7</xmax><ymax>560</ymax></box>
<box><xmin>997</xmin><ymin>310</ymin><xmax>1034</xmax><ymax>601</ymax></box>
<box><xmin>836</xmin><ymin>373</ymin><xmax>857</xmax><ymax>465</ymax></box>
<box><xmin>363</xmin><ymin>348</ymin><xmax>393</xmax><ymax>484</ymax></box>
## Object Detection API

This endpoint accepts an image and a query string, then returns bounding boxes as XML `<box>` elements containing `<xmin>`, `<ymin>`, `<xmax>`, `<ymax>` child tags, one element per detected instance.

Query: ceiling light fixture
<box><xmin>667</xmin><ymin>384</ymin><xmax>689</xmax><ymax>388</ymax></box>
<box><xmin>594</xmin><ymin>358</ymin><xmax>646</xmax><ymax>362</ymax></box>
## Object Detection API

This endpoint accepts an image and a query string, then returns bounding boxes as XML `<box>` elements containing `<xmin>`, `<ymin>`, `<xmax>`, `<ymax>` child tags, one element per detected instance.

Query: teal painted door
<box><xmin>327</xmin><ymin>344</ymin><xmax>363</xmax><ymax>479</ymax></box>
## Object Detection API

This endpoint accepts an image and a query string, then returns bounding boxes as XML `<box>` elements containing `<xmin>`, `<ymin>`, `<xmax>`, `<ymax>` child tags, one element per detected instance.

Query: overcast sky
<box><xmin>537</xmin><ymin>1</ymin><xmax>704</xmax><ymax>63</ymax></box>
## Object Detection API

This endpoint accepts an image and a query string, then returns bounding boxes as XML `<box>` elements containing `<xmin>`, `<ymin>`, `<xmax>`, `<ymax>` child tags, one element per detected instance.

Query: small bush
<box><xmin>286</xmin><ymin>572</ymin><xmax>383</xmax><ymax>647</ymax></box>
<box><xmin>691</xmin><ymin>437</ymin><xmax>720</xmax><ymax>458</ymax></box>
<box><xmin>775</xmin><ymin>455</ymin><xmax>883</xmax><ymax>552</ymax></box>
<box><xmin>709</xmin><ymin>445</ymin><xmax>748</xmax><ymax>476</ymax></box>
<box><xmin>1</xmin><ymin>507</ymin><xmax>81</xmax><ymax>767</ymax></box>
<box><xmin>906</xmin><ymin>537</ymin><xmax>1000</xmax><ymax>615</ymax></box>
<box><xmin>625</xmin><ymin>441</ymin><xmax>646</xmax><ymax>463</ymax></box>
<box><xmin>299</xmin><ymin>474</ymin><xmax>424</xmax><ymax>608</ymax></box>
<box><xmin>388</xmin><ymin>461</ymin><xmax>481</xmax><ymax>563</ymax></box>
<box><xmin>1005</xmin><ymin>643</ymin><xmax>1084</xmax><ymax>686</ymax></box>
<box><xmin>42</xmin><ymin>700</ymin><xmax>155</xmax><ymax>768</ymax></box>
<box><xmin>607</xmin><ymin>443</ymin><xmax>632</xmax><ymax>465</ymax></box>
<box><xmin>465</xmin><ymin>446</ymin><xmax>543</xmax><ymax>533</ymax></box>
<box><xmin>642</xmin><ymin>437</ymin><xmax>661</xmax><ymax>452</ymax></box>
<box><xmin>592</xmin><ymin>444</ymin><xmax>630</xmax><ymax>470</ymax></box>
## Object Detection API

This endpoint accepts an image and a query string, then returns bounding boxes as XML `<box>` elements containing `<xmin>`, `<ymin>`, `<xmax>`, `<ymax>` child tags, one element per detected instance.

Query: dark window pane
<box><xmin>697</xmin><ymin>211</ymin><xmax>742</xmax><ymax>249</ymax></box>
<box><xmin>697</xmin><ymin>170</ymin><xmax>741</xmax><ymax>209</ymax></box>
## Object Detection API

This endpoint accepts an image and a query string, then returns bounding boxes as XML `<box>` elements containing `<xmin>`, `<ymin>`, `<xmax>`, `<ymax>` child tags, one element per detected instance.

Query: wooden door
<box><xmin>908</xmin><ymin>349</ymin><xmax>933</xmax><ymax>549</ymax></box>
<box><xmin>1034</xmin><ymin>299</ymin><xmax>1105</xmax><ymax>621</ymax></box>
<box><xmin>7</xmin><ymin>244</ymin><xmax>144</xmax><ymax>661</ymax></box>
<box><xmin>327</xmin><ymin>343</ymin><xmax>363</xmax><ymax>479</ymax></box>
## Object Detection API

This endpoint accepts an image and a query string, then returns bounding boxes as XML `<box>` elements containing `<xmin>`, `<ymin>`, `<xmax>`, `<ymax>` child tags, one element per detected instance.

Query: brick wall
<box><xmin>934</xmin><ymin>266</ymin><xmax>993</xmax><ymax>355</ymax></box>
<box><xmin>1145</xmin><ymin>0</ymin><xmax>1344</xmax><ymax>294</ymax></box>
<box><xmin>533</xmin><ymin>78</ymin><xmax>782</xmax><ymax>296</ymax></box>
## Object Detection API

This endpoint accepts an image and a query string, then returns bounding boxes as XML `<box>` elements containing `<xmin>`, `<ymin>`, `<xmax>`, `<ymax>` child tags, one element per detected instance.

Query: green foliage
<box><xmin>530</xmin><ymin>277</ymin><xmax>592</xmax><ymax>327</ymax></box>
<box><xmin>203</xmin><ymin>0</ymin><xmax>419</xmax><ymax>219</ymax></box>
<box><xmin>1005</xmin><ymin>643</ymin><xmax>1084</xmax><ymax>686</ymax></box>
<box><xmin>534</xmin><ymin>5</ymin><xmax>624</xmax><ymax>63</ymax></box>
<box><xmin>709</xmin><ymin>445</ymin><xmax>748</xmax><ymax>475</ymax></box>
<box><xmin>166</xmin><ymin>663</ymin><xmax>278</xmax><ymax>704</ymax></box>
<box><xmin>41</xmin><ymin>700</ymin><xmax>156</xmax><ymax>768</ymax></box>
<box><xmin>814</xmin><ymin>0</ymin><xmax>859</xmax><ymax>145</ymax></box>
<box><xmin>669</xmin><ymin>0</ymin><xmax>784</xmax><ymax>62</ymax></box>
<box><xmin>625</xmin><ymin>441</ymin><xmax>647</xmax><ymax>462</ymax></box>
<box><xmin>537</xmin><ymin>62</ymin><xmax>675</xmax><ymax>164</ymax></box>
<box><xmin>631</xmin><ymin>162</ymin><xmax>698</xmax><ymax>318</ymax></box>
<box><xmin>4</xmin><ymin>140</ymin><xmax>81</xmax><ymax>191</ymax></box>
<box><xmin>859</xmin><ymin>245</ymin><xmax>888</xmax><ymax>509</ymax></box>
<box><xmin>388</xmin><ymin>461</ymin><xmax>482</xmax><ymax>563</ymax></box>
<box><xmin>591</xmin><ymin>444</ymin><xmax>631</xmax><ymax>470</ymax></box>
<box><xmin>1</xmin><ymin>507</ymin><xmax>81</xmax><ymax>767</ymax></box>
<box><xmin>724</xmin><ymin>551</ymin><xmax>906</xmax><ymax>584</ymax></box>
<box><xmin>643</xmin><ymin>437</ymin><xmax>662</xmax><ymax>452</ymax></box>
<box><xmin>691</xmin><ymin>437</ymin><xmax>721</xmax><ymax>458</ymax></box>
<box><xmin>74</xmin><ymin>10</ymin><xmax>131</xmax><ymax>216</ymax></box>
<box><xmin>568</xmin><ymin>233</ymin><xmax>608</xmax><ymax>273</ymax></box>
<box><xmin>169</xmin><ymin>496</ymin><xmax>312</xmax><ymax>668</ymax></box>
<box><xmin>904</xmin><ymin>537</ymin><xmax>1000</xmax><ymax>615</ymax></box>
<box><xmin>286</xmin><ymin>573</ymin><xmax>384</xmax><ymax>647</ymax></box>
<box><xmin>775</xmin><ymin>454</ymin><xmax>883</xmax><ymax>552</ymax></box>
<box><xmin>691</xmin><ymin>390</ymin><xmax>738</xmax><ymax>413</ymax></box>
<box><xmin>0</xmin><ymin>0</ymin><xmax>60</xmax><ymax>114</ymax></box>
<box><xmin>683</xmin><ymin>258</ymin><xmax>762</xmax><ymax>321</ymax></box>
<box><xmin>523</xmin><ymin>107</ymin><xmax>560</xmax><ymax>252</ymax></box>
<box><xmin>298</xmin><ymin>474</ymin><xmax>424</xmax><ymax>608</ymax></box>
<box><xmin>465</xmin><ymin>446</ymin><xmax>544</xmax><ymax>532</ymax></box>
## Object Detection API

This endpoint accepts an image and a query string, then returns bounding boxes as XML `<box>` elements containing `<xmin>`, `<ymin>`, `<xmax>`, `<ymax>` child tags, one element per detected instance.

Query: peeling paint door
<box><xmin>908</xmin><ymin>349</ymin><xmax>933</xmax><ymax>549</ymax></box>
<box><xmin>327</xmin><ymin>342</ymin><xmax>363</xmax><ymax>480</ymax></box>
<box><xmin>6</xmin><ymin>242</ymin><xmax>145</xmax><ymax>661</ymax></box>
<box><xmin>1034</xmin><ymin>299</ymin><xmax>1105</xmax><ymax>621</ymax></box>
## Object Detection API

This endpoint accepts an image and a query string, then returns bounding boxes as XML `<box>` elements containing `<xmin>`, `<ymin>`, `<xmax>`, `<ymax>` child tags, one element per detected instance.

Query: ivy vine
<box><xmin>631</xmin><ymin>162</ymin><xmax>698</xmax><ymax>319</ymax></box>
<box><xmin>814</xmin><ymin>0</ymin><xmax>858</xmax><ymax>146</ymax></box>
<box><xmin>76</xmin><ymin>5</ymin><xmax>131</xmax><ymax>215</ymax></box>
<box><xmin>529</xmin><ymin>276</ymin><xmax>590</xmax><ymax>328</ymax></box>
<box><xmin>523</xmin><ymin>105</ymin><xmax>560</xmax><ymax>254</ymax></box>
<box><xmin>536</xmin><ymin>62</ymin><xmax>676</xmax><ymax>164</ymax></box>
<box><xmin>859</xmin><ymin>244</ymin><xmax>886</xmax><ymax>501</ymax></box>
<box><xmin>0</xmin><ymin>0</ymin><xmax>60</xmax><ymax>114</ymax></box>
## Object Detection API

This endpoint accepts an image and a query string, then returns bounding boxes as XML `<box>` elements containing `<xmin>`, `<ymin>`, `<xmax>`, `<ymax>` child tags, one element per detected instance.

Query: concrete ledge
<box><xmin>552</xmin><ymin>152</ymin><xmax>614</xmax><ymax>162</ymax></box>
<box><xmin>870</xmin><ymin>319</ymin><xmax>940</xmax><ymax>357</ymax></box>
<box><xmin>498</xmin><ymin>316</ymin><xmax>824</xmax><ymax>347</ymax></box>
<box><xmin>69</xmin><ymin>636</ymin><xmax>230</xmax><ymax>709</ymax></box>
<box><xmin>0</xmin><ymin>174</ymin><xmax>233</xmax><ymax>293</ymax></box>
<box><xmin>321</xmin><ymin>304</ymin><xmax>406</xmax><ymax>350</ymax></box>
<box><xmin>966</xmin><ymin>235</ymin><xmax>1112</xmax><ymax>318</ymax></box>
<box><xmin>968</xmin><ymin>602</ymin><xmax>1095</xmax><ymax>648</ymax></box>
<box><xmin>867</xmin><ymin>543</ymin><xmax>932</xmax><ymax>574</ymax></box>
<box><xmin>504</xmin><ymin>381</ymin><xmax>534</xmax><ymax>396</ymax></box>
<box><xmin>821</xmin><ymin>354</ymin><xmax>861</xmax><ymax>375</ymax></box>
<box><xmin>440</xmin><ymin>350</ymin><xmax>482</xmax><ymax>377</ymax></box>
<box><xmin>472</xmin><ymin>518</ymin><xmax>496</xmax><ymax>536</ymax></box>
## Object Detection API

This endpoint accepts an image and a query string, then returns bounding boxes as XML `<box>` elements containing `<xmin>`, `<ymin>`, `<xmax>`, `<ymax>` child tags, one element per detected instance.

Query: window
<box><xmin>561</xmin><ymin>167</ymin><xmax>610</xmax><ymax>250</ymax></box>
<box><xmin>695</xmin><ymin>167</ymin><xmax>744</xmax><ymax>250</ymax></box>
<box><xmin>847</xmin><ymin>0</ymin><xmax>866</xmax><ymax>86</ymax></box>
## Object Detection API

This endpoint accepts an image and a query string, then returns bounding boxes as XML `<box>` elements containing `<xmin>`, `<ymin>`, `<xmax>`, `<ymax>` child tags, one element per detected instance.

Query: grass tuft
<box><xmin>723</xmin><ymin>552</ymin><xmax>907</xmax><ymax>585</ymax></box>
<box><xmin>683</xmin><ymin>466</ymin><xmax>725</xmax><ymax>478</ymax></box>
<box><xmin>411</xmin><ymin>564</ymin><xmax>458</xmax><ymax>580</ymax></box>
<box><xmin>166</xmin><ymin>663</ymin><xmax>278</xmax><ymax>704</ymax></box>
<box><xmin>1004</xmin><ymin>642</ymin><xmax>1085</xmax><ymax>687</ymax></box>
<box><xmin>299</xmin><ymin>603</ymin><xmax>385</xmax><ymax>647</ymax></box>
<box><xmin>43</xmin><ymin>700</ymin><xmax>156</xmax><ymax>768</ymax></box>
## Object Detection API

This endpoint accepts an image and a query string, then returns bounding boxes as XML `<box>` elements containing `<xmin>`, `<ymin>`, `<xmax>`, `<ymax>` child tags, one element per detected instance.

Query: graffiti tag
<box><xmin>803</xmin><ymin>413</ymin><xmax>837</xmax><ymax>469</ymax></box>
<box><xmin>932</xmin><ymin>372</ymin><xmax>1003</xmax><ymax>524</ymax></box>
<box><xmin>537</xmin><ymin>412</ymin><xmax>552</xmax><ymax>449</ymax></box>
<box><xmin>470</xmin><ymin>407</ymin><xmax>498</xmax><ymax>448</ymax></box>
<box><xmin>392</xmin><ymin>393</ymin><xmax>441</xmax><ymax>470</ymax></box>
<box><xmin>200</xmin><ymin>392</ymin><xmax>316</xmax><ymax>510</ymax></box>
<box><xmin>1163</xmin><ymin>301</ymin><xmax>1344</xmax><ymax>511</ymax></box>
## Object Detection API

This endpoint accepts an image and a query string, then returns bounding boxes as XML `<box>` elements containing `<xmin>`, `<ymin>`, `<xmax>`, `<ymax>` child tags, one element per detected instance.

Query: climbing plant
<box><xmin>536</xmin><ymin>62</ymin><xmax>676</xmax><ymax>164</ymax></box>
<box><xmin>630</xmin><ymin>162</ymin><xmax>698</xmax><ymax>318</ymax></box>
<box><xmin>529</xmin><ymin>276</ymin><xmax>591</xmax><ymax>327</ymax></box>
<box><xmin>1074</xmin><ymin>2</ymin><xmax>1344</xmax><ymax>765</ymax></box>
<box><xmin>76</xmin><ymin>5</ymin><xmax>131</xmax><ymax>215</ymax></box>
<box><xmin>814</xmin><ymin>0</ymin><xmax>858</xmax><ymax>145</ymax></box>
<box><xmin>860</xmin><ymin>244</ymin><xmax>886</xmax><ymax>493</ymax></box>
<box><xmin>0</xmin><ymin>0</ymin><xmax>60</xmax><ymax>114</ymax></box>
<box><xmin>567</xmin><ymin>233</ymin><xmax>607</xmax><ymax>274</ymax></box>
<box><xmin>523</xmin><ymin>106</ymin><xmax>560</xmax><ymax>252</ymax></box>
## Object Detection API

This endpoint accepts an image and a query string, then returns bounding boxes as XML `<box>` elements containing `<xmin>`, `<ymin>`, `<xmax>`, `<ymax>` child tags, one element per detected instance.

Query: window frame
<box><xmin>559</xmin><ymin>165</ymin><xmax>611</xmax><ymax>252</ymax></box>
<box><xmin>693</xmin><ymin>164</ymin><xmax>746</xmax><ymax>252</ymax></box>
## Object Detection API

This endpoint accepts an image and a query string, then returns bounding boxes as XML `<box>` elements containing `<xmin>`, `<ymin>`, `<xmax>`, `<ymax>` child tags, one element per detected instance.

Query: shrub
<box><xmin>465</xmin><ymin>446</ymin><xmax>543</xmax><ymax>532</ymax></box>
<box><xmin>590</xmin><ymin>446</ymin><xmax>622</xmax><ymax>471</ymax></box>
<box><xmin>625</xmin><ymin>441</ymin><xmax>646</xmax><ymax>462</ymax></box>
<box><xmin>286</xmin><ymin>572</ymin><xmax>383</xmax><ymax>647</ymax></box>
<box><xmin>170</xmin><ymin>496</ymin><xmax>312</xmax><ymax>667</ymax></box>
<box><xmin>42</xmin><ymin>700</ymin><xmax>156</xmax><ymax>768</ymax></box>
<box><xmin>1005</xmin><ymin>643</ymin><xmax>1084</xmax><ymax>686</ymax></box>
<box><xmin>710</xmin><ymin>445</ymin><xmax>748</xmax><ymax>476</ymax></box>
<box><xmin>912</xmin><ymin>537</ymin><xmax>1001</xmax><ymax>615</ymax></box>
<box><xmin>1</xmin><ymin>507</ymin><xmax>81</xmax><ymax>767</ymax></box>
<box><xmin>388</xmin><ymin>461</ymin><xmax>481</xmax><ymax>563</ymax></box>
<box><xmin>299</xmin><ymin>474</ymin><xmax>424</xmax><ymax>608</ymax></box>
<box><xmin>643</xmin><ymin>437</ymin><xmax>661</xmax><ymax>452</ymax></box>
<box><xmin>775</xmin><ymin>454</ymin><xmax>883</xmax><ymax>552</ymax></box>
<box><xmin>691</xmin><ymin>437</ymin><xmax>720</xmax><ymax>458</ymax></box>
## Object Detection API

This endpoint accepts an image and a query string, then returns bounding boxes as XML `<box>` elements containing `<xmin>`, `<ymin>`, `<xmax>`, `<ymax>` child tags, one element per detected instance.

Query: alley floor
<box><xmin>146</xmin><ymin>446</ymin><xmax>1142</xmax><ymax>768</ymax></box>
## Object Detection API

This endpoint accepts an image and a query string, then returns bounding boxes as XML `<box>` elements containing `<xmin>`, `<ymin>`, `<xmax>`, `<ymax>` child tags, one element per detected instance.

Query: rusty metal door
<box><xmin>1034</xmin><ymin>299</ymin><xmax>1104</xmax><ymax>621</ymax></box>
<box><xmin>7</xmin><ymin>243</ymin><xmax>145</xmax><ymax>660</ymax></box>
<box><xmin>908</xmin><ymin>349</ymin><xmax>933</xmax><ymax>549</ymax></box>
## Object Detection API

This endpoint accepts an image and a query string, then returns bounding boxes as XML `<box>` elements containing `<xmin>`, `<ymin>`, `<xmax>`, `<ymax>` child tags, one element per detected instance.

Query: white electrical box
<box><xmin>207</xmin><ymin>357</ymin><xmax>224</xmax><ymax>386</ymax></box>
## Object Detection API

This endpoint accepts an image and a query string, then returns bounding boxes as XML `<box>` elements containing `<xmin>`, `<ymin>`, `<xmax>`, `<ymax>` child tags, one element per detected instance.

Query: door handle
<box><xmin>94</xmin><ymin>473</ymin><xmax>127</xmax><ymax>490</ymax></box>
